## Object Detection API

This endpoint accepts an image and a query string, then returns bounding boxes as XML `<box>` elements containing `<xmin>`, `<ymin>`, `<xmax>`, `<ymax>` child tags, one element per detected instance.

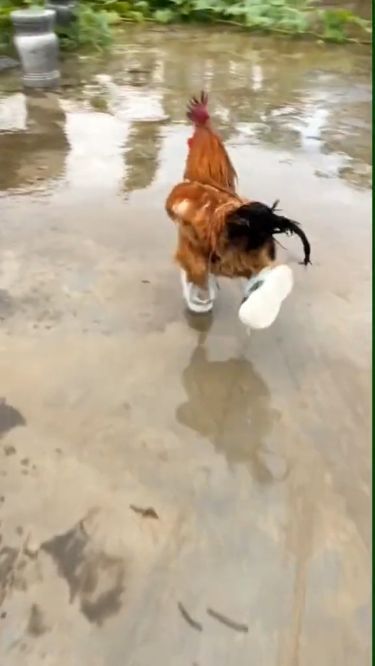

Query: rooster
<box><xmin>166</xmin><ymin>93</ymin><xmax>311</xmax><ymax>327</ymax></box>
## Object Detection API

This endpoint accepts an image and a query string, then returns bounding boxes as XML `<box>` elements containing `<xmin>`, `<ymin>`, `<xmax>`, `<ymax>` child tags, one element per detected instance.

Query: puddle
<box><xmin>176</xmin><ymin>344</ymin><xmax>283</xmax><ymax>483</ymax></box>
<box><xmin>0</xmin><ymin>27</ymin><xmax>371</xmax><ymax>196</ymax></box>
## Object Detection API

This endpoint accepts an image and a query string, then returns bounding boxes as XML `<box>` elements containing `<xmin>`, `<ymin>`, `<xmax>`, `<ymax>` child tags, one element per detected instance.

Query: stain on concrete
<box><xmin>130</xmin><ymin>505</ymin><xmax>159</xmax><ymax>519</ymax></box>
<box><xmin>0</xmin><ymin>290</ymin><xmax>14</xmax><ymax>320</ymax></box>
<box><xmin>27</xmin><ymin>604</ymin><xmax>48</xmax><ymax>636</ymax></box>
<box><xmin>42</xmin><ymin>519</ymin><xmax>125</xmax><ymax>625</ymax></box>
<box><xmin>0</xmin><ymin>546</ymin><xmax>17</xmax><ymax>583</ymax></box>
<box><xmin>0</xmin><ymin>545</ymin><xmax>18</xmax><ymax>606</ymax></box>
<box><xmin>3</xmin><ymin>445</ymin><xmax>16</xmax><ymax>456</ymax></box>
<box><xmin>0</xmin><ymin>400</ymin><xmax>26</xmax><ymax>439</ymax></box>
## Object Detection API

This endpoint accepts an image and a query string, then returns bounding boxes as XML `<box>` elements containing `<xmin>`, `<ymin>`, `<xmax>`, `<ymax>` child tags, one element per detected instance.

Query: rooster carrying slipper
<box><xmin>165</xmin><ymin>92</ymin><xmax>311</xmax><ymax>330</ymax></box>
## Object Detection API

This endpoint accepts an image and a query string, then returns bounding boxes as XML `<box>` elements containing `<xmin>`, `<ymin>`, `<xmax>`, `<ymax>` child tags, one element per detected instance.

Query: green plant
<box><xmin>0</xmin><ymin>0</ymin><xmax>371</xmax><ymax>53</ymax></box>
<box><xmin>87</xmin><ymin>0</ymin><xmax>371</xmax><ymax>42</ymax></box>
<box><xmin>58</xmin><ymin>4</ymin><xmax>113</xmax><ymax>50</ymax></box>
<box><xmin>318</xmin><ymin>7</ymin><xmax>372</xmax><ymax>42</ymax></box>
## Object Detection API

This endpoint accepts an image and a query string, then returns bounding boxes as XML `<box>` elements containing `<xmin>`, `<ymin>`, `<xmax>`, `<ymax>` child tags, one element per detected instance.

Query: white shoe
<box><xmin>180</xmin><ymin>271</ymin><xmax>216</xmax><ymax>314</ymax></box>
<box><xmin>239</xmin><ymin>265</ymin><xmax>293</xmax><ymax>329</ymax></box>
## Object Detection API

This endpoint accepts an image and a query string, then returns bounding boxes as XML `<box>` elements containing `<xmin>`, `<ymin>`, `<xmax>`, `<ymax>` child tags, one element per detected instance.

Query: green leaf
<box><xmin>104</xmin><ymin>10</ymin><xmax>122</xmax><ymax>24</ymax></box>
<box><xmin>224</xmin><ymin>4</ymin><xmax>249</xmax><ymax>17</ymax></box>
<box><xmin>153</xmin><ymin>8</ymin><xmax>175</xmax><ymax>23</ymax></box>
<box><xmin>193</xmin><ymin>0</ymin><xmax>218</xmax><ymax>11</ymax></box>
<box><xmin>112</xmin><ymin>2</ymin><xmax>132</xmax><ymax>11</ymax></box>
<box><xmin>322</xmin><ymin>24</ymin><xmax>346</xmax><ymax>42</ymax></box>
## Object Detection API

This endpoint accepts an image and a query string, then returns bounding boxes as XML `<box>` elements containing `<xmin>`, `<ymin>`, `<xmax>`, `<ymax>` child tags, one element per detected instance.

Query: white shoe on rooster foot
<box><xmin>239</xmin><ymin>264</ymin><xmax>294</xmax><ymax>330</ymax></box>
<box><xmin>180</xmin><ymin>270</ymin><xmax>217</xmax><ymax>314</ymax></box>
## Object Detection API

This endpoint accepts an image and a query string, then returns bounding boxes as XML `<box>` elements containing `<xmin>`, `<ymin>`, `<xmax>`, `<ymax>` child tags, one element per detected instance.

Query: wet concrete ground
<box><xmin>0</xmin><ymin>27</ymin><xmax>371</xmax><ymax>666</ymax></box>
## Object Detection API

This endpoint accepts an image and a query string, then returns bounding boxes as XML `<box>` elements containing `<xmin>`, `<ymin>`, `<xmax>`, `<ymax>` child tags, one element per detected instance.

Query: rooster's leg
<box><xmin>175</xmin><ymin>234</ymin><xmax>209</xmax><ymax>287</ymax></box>
<box><xmin>175</xmin><ymin>235</ymin><xmax>216</xmax><ymax>313</ymax></box>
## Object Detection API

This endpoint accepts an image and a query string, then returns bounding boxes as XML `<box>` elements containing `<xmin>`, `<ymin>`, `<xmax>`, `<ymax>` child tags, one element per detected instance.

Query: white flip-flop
<box><xmin>181</xmin><ymin>270</ymin><xmax>216</xmax><ymax>314</ymax></box>
<box><xmin>239</xmin><ymin>264</ymin><xmax>293</xmax><ymax>329</ymax></box>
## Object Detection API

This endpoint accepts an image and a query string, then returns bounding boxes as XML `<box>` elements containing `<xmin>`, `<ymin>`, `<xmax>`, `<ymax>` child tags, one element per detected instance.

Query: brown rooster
<box><xmin>166</xmin><ymin>93</ymin><xmax>311</xmax><ymax>327</ymax></box>
<box><xmin>184</xmin><ymin>91</ymin><xmax>237</xmax><ymax>192</ymax></box>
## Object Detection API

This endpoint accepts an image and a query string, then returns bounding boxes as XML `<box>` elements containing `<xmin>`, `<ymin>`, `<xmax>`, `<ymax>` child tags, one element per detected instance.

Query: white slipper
<box><xmin>180</xmin><ymin>270</ymin><xmax>216</xmax><ymax>314</ymax></box>
<box><xmin>239</xmin><ymin>264</ymin><xmax>293</xmax><ymax>329</ymax></box>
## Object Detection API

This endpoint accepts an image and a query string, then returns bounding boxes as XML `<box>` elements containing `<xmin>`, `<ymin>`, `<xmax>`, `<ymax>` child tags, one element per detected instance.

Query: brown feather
<box><xmin>165</xmin><ymin>181</ymin><xmax>274</xmax><ymax>285</ymax></box>
<box><xmin>184</xmin><ymin>92</ymin><xmax>237</xmax><ymax>194</ymax></box>
<box><xmin>184</xmin><ymin>128</ymin><xmax>237</xmax><ymax>193</ymax></box>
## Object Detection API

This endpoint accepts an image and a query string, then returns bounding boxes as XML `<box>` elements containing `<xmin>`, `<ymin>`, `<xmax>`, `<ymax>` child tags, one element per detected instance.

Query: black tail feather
<box><xmin>276</xmin><ymin>217</ymin><xmax>311</xmax><ymax>266</ymax></box>
<box><xmin>226</xmin><ymin>201</ymin><xmax>311</xmax><ymax>266</ymax></box>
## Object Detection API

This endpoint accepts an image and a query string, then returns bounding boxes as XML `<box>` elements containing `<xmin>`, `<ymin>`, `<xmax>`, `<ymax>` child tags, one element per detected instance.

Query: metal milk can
<box><xmin>11</xmin><ymin>8</ymin><xmax>60</xmax><ymax>89</ymax></box>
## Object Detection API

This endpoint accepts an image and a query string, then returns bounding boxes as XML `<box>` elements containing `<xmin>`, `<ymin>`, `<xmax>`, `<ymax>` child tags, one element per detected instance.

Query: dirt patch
<box><xmin>42</xmin><ymin>517</ymin><xmax>126</xmax><ymax>626</ymax></box>
<box><xmin>0</xmin><ymin>400</ymin><xmax>26</xmax><ymax>439</ymax></box>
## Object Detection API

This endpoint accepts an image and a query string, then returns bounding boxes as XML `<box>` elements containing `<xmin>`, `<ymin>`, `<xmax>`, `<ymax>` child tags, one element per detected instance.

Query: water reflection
<box><xmin>0</xmin><ymin>92</ymin><xmax>68</xmax><ymax>192</ymax></box>
<box><xmin>0</xmin><ymin>28</ymin><xmax>371</xmax><ymax>194</ymax></box>
<box><xmin>0</xmin><ymin>93</ymin><xmax>27</xmax><ymax>131</ymax></box>
<box><xmin>177</xmin><ymin>344</ymin><xmax>283</xmax><ymax>483</ymax></box>
<box><xmin>90</xmin><ymin>76</ymin><xmax>167</xmax><ymax>193</ymax></box>
<box><xmin>58</xmin><ymin>76</ymin><xmax>167</xmax><ymax>195</ymax></box>
<box><xmin>87</xmin><ymin>30</ymin><xmax>370</xmax><ymax>189</ymax></box>
<box><xmin>60</xmin><ymin>98</ymin><xmax>129</xmax><ymax>193</ymax></box>
<box><xmin>94</xmin><ymin>75</ymin><xmax>168</xmax><ymax>122</ymax></box>
<box><xmin>123</xmin><ymin>121</ymin><xmax>163</xmax><ymax>193</ymax></box>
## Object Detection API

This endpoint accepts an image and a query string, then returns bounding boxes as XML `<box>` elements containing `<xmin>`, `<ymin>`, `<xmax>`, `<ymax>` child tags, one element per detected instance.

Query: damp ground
<box><xmin>0</xmin><ymin>26</ymin><xmax>371</xmax><ymax>666</ymax></box>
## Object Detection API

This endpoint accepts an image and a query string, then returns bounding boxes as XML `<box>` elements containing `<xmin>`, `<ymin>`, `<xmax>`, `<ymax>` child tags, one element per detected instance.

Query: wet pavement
<box><xmin>0</xmin><ymin>26</ymin><xmax>371</xmax><ymax>666</ymax></box>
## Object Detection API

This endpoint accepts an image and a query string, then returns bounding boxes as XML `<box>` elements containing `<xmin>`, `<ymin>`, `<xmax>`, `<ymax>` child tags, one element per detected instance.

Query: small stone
<box><xmin>259</xmin><ymin>450</ymin><xmax>289</xmax><ymax>481</ymax></box>
<box><xmin>24</xmin><ymin>537</ymin><xmax>39</xmax><ymax>559</ymax></box>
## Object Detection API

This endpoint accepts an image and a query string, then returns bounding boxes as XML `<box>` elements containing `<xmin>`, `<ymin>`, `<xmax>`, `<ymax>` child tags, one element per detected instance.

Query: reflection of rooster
<box><xmin>165</xmin><ymin>93</ymin><xmax>311</xmax><ymax>324</ymax></box>
<box><xmin>176</xmin><ymin>345</ymin><xmax>283</xmax><ymax>482</ymax></box>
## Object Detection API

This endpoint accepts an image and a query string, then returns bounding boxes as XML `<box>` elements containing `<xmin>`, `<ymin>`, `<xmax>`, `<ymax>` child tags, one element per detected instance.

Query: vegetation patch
<box><xmin>0</xmin><ymin>0</ymin><xmax>371</xmax><ymax>53</ymax></box>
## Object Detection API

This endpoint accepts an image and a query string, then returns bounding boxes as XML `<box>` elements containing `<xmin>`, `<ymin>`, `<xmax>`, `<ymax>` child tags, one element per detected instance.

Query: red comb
<box><xmin>186</xmin><ymin>91</ymin><xmax>209</xmax><ymax>126</ymax></box>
